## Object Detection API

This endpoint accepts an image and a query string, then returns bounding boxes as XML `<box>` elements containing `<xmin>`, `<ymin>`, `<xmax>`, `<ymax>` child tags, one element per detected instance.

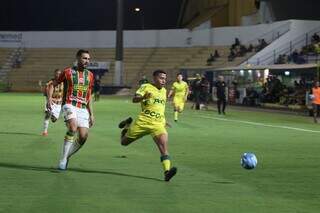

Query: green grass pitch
<box><xmin>0</xmin><ymin>93</ymin><xmax>320</xmax><ymax>213</ymax></box>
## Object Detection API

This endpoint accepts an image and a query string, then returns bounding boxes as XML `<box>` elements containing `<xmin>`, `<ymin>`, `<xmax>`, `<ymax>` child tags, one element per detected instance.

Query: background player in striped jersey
<box><xmin>47</xmin><ymin>49</ymin><xmax>94</xmax><ymax>170</ymax></box>
<box><xmin>167</xmin><ymin>73</ymin><xmax>189</xmax><ymax>122</ymax></box>
<box><xmin>42</xmin><ymin>69</ymin><xmax>64</xmax><ymax>136</ymax></box>
<box><xmin>118</xmin><ymin>70</ymin><xmax>177</xmax><ymax>181</ymax></box>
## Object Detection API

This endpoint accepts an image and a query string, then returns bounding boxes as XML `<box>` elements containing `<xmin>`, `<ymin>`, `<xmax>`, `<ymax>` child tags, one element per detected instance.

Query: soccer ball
<box><xmin>241</xmin><ymin>153</ymin><xmax>258</xmax><ymax>170</ymax></box>
<box><xmin>309</xmin><ymin>94</ymin><xmax>315</xmax><ymax>100</ymax></box>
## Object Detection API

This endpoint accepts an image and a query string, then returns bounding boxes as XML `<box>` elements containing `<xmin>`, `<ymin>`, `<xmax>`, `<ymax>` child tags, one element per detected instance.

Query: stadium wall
<box><xmin>0</xmin><ymin>20</ymin><xmax>317</xmax><ymax>48</ymax></box>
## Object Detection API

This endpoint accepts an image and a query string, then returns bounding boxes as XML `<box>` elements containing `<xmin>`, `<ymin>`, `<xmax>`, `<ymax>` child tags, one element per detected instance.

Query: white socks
<box><xmin>43</xmin><ymin>119</ymin><xmax>49</xmax><ymax>132</ymax></box>
<box><xmin>68</xmin><ymin>141</ymin><xmax>82</xmax><ymax>158</ymax></box>
<box><xmin>61</xmin><ymin>141</ymin><xmax>73</xmax><ymax>161</ymax></box>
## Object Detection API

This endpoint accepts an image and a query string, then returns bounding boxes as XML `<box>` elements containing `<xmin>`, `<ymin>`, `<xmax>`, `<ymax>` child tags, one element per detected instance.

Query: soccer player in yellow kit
<box><xmin>168</xmin><ymin>73</ymin><xmax>189</xmax><ymax>122</ymax></box>
<box><xmin>118</xmin><ymin>70</ymin><xmax>177</xmax><ymax>181</ymax></box>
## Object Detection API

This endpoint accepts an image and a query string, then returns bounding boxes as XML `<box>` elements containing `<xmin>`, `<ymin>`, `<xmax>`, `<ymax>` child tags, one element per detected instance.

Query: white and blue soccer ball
<box><xmin>241</xmin><ymin>153</ymin><xmax>258</xmax><ymax>170</ymax></box>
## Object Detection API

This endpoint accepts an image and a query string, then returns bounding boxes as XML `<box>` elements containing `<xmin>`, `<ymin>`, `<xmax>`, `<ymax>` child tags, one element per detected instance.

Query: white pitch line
<box><xmin>197</xmin><ymin>115</ymin><xmax>320</xmax><ymax>133</ymax></box>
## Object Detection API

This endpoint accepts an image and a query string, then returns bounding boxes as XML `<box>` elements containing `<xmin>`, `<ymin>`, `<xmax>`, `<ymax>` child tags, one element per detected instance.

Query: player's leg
<box><xmin>217</xmin><ymin>98</ymin><xmax>221</xmax><ymax>114</ymax></box>
<box><xmin>312</xmin><ymin>104</ymin><xmax>317</xmax><ymax>123</ymax></box>
<box><xmin>58</xmin><ymin>104</ymin><xmax>78</xmax><ymax>170</ymax></box>
<box><xmin>50</xmin><ymin>103</ymin><xmax>61</xmax><ymax>123</ymax></box>
<box><xmin>118</xmin><ymin>117</ymin><xmax>144</xmax><ymax>146</ymax></box>
<box><xmin>153</xmin><ymin>133</ymin><xmax>177</xmax><ymax>181</ymax></box>
<box><xmin>42</xmin><ymin>110</ymin><xmax>51</xmax><ymax>136</ymax></box>
<box><xmin>222</xmin><ymin>97</ymin><xmax>226</xmax><ymax>114</ymax></box>
<box><xmin>173</xmin><ymin>104</ymin><xmax>179</xmax><ymax>122</ymax></box>
<box><xmin>58</xmin><ymin>118</ymin><xmax>77</xmax><ymax>170</ymax></box>
<box><xmin>66</xmin><ymin>107</ymin><xmax>91</xmax><ymax>160</ymax></box>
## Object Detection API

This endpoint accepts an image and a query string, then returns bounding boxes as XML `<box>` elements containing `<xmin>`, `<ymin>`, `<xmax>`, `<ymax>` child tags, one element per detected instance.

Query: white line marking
<box><xmin>197</xmin><ymin>115</ymin><xmax>320</xmax><ymax>133</ymax></box>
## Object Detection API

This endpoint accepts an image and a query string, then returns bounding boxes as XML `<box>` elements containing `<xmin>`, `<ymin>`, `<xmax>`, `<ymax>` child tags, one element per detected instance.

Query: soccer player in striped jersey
<box><xmin>47</xmin><ymin>49</ymin><xmax>95</xmax><ymax>170</ymax></box>
<box><xmin>167</xmin><ymin>73</ymin><xmax>189</xmax><ymax>122</ymax></box>
<box><xmin>42</xmin><ymin>69</ymin><xmax>64</xmax><ymax>136</ymax></box>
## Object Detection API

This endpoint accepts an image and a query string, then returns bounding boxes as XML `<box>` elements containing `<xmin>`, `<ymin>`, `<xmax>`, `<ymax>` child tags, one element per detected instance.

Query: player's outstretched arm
<box><xmin>132</xmin><ymin>92</ymin><xmax>151</xmax><ymax>103</ymax></box>
<box><xmin>46</xmin><ymin>83</ymin><xmax>54</xmax><ymax>110</ymax></box>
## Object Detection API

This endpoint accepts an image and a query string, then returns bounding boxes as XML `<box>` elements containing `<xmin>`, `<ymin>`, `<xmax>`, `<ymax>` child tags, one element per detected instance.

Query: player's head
<box><xmin>314</xmin><ymin>81</ymin><xmax>319</xmax><ymax>87</ymax></box>
<box><xmin>153</xmin><ymin>69</ymin><xmax>167</xmax><ymax>88</ymax></box>
<box><xmin>218</xmin><ymin>75</ymin><xmax>224</xmax><ymax>82</ymax></box>
<box><xmin>76</xmin><ymin>49</ymin><xmax>90</xmax><ymax>69</ymax></box>
<box><xmin>176</xmin><ymin>73</ymin><xmax>183</xmax><ymax>82</ymax></box>
<box><xmin>54</xmin><ymin>69</ymin><xmax>61</xmax><ymax>80</ymax></box>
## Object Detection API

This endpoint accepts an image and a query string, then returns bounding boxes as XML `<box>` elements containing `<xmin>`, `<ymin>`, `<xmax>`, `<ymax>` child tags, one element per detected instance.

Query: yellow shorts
<box><xmin>173</xmin><ymin>98</ymin><xmax>185</xmax><ymax>111</ymax></box>
<box><xmin>126</xmin><ymin>117</ymin><xmax>167</xmax><ymax>140</ymax></box>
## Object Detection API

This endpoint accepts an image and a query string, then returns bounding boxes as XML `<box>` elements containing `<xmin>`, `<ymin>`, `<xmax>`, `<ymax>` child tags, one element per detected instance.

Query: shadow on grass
<box><xmin>0</xmin><ymin>162</ymin><xmax>163</xmax><ymax>182</ymax></box>
<box><xmin>0</xmin><ymin>131</ymin><xmax>39</xmax><ymax>136</ymax></box>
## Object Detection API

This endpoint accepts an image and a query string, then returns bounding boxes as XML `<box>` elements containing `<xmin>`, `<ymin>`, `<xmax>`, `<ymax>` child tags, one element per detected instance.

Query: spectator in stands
<box><xmin>138</xmin><ymin>75</ymin><xmax>149</xmax><ymax>86</ymax></box>
<box><xmin>231</xmin><ymin>37</ymin><xmax>241</xmax><ymax>50</ymax></box>
<box><xmin>247</xmin><ymin>44</ymin><xmax>254</xmax><ymax>52</ymax></box>
<box><xmin>312</xmin><ymin>33</ymin><xmax>320</xmax><ymax>43</ymax></box>
<box><xmin>228</xmin><ymin>49</ymin><xmax>236</xmax><ymax>61</ymax></box>
<box><xmin>206</xmin><ymin>53</ymin><xmax>215</xmax><ymax>65</ymax></box>
<box><xmin>239</xmin><ymin>45</ymin><xmax>247</xmax><ymax>57</ymax></box>
<box><xmin>214</xmin><ymin>49</ymin><xmax>220</xmax><ymax>58</ymax></box>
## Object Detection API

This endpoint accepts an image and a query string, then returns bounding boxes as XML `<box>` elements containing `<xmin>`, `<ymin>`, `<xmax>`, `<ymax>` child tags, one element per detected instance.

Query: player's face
<box><xmin>154</xmin><ymin>73</ymin><xmax>167</xmax><ymax>88</ymax></box>
<box><xmin>54</xmin><ymin>71</ymin><xmax>61</xmax><ymax>79</ymax></box>
<box><xmin>78</xmin><ymin>53</ymin><xmax>90</xmax><ymax>69</ymax></box>
<box><xmin>316</xmin><ymin>82</ymin><xmax>319</xmax><ymax>87</ymax></box>
<box><xmin>177</xmin><ymin>74</ymin><xmax>183</xmax><ymax>82</ymax></box>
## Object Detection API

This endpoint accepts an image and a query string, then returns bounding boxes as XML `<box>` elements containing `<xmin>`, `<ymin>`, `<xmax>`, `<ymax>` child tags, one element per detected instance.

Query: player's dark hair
<box><xmin>76</xmin><ymin>49</ymin><xmax>89</xmax><ymax>58</ymax></box>
<box><xmin>153</xmin><ymin>69</ymin><xmax>166</xmax><ymax>77</ymax></box>
<box><xmin>176</xmin><ymin>73</ymin><xmax>183</xmax><ymax>76</ymax></box>
<box><xmin>54</xmin><ymin>69</ymin><xmax>60</xmax><ymax>73</ymax></box>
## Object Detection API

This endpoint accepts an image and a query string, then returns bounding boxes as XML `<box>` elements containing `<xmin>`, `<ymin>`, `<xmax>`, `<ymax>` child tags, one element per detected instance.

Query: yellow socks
<box><xmin>161</xmin><ymin>155</ymin><xmax>171</xmax><ymax>172</ymax></box>
<box><xmin>174</xmin><ymin>111</ymin><xmax>178</xmax><ymax>121</ymax></box>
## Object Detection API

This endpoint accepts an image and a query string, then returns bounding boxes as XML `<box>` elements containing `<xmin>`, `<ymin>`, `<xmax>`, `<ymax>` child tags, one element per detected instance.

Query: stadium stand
<box><xmin>8</xmin><ymin>46</ymin><xmax>245</xmax><ymax>92</ymax></box>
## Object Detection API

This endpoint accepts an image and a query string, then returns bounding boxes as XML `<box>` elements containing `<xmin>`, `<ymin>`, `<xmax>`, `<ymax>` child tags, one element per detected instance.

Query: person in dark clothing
<box><xmin>94</xmin><ymin>75</ymin><xmax>101</xmax><ymax>101</ymax></box>
<box><xmin>191</xmin><ymin>74</ymin><xmax>202</xmax><ymax>110</ymax></box>
<box><xmin>214</xmin><ymin>75</ymin><xmax>227</xmax><ymax>114</ymax></box>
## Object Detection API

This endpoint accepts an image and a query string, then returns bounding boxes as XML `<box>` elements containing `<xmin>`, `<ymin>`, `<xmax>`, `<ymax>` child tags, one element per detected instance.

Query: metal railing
<box><xmin>246</xmin><ymin>24</ymin><xmax>320</xmax><ymax>65</ymax></box>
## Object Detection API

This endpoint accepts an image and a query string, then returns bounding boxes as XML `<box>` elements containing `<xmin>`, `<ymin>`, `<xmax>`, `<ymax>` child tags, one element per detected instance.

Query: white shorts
<box><xmin>62</xmin><ymin>104</ymin><xmax>90</xmax><ymax>128</ymax></box>
<box><xmin>45</xmin><ymin>102</ymin><xmax>62</xmax><ymax>119</ymax></box>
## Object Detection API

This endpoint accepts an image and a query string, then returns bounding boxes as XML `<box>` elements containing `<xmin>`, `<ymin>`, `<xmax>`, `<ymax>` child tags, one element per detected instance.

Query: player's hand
<box><xmin>143</xmin><ymin>92</ymin><xmax>152</xmax><ymax>99</ymax></box>
<box><xmin>46</xmin><ymin>98</ymin><xmax>53</xmax><ymax>111</ymax></box>
<box><xmin>89</xmin><ymin>115</ymin><xmax>95</xmax><ymax>127</ymax></box>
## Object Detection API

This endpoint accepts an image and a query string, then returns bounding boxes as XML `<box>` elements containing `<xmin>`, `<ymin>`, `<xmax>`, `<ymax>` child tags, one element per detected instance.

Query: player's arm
<box><xmin>132</xmin><ymin>85</ymin><xmax>151</xmax><ymax>103</ymax></box>
<box><xmin>132</xmin><ymin>92</ymin><xmax>151</xmax><ymax>103</ymax></box>
<box><xmin>167</xmin><ymin>90</ymin><xmax>173</xmax><ymax>99</ymax></box>
<box><xmin>87</xmin><ymin>97</ymin><xmax>95</xmax><ymax>127</ymax></box>
<box><xmin>184</xmin><ymin>86</ymin><xmax>189</xmax><ymax>101</ymax></box>
<box><xmin>87</xmin><ymin>74</ymin><xmax>95</xmax><ymax>127</ymax></box>
<box><xmin>47</xmin><ymin>70</ymin><xmax>65</xmax><ymax>108</ymax></box>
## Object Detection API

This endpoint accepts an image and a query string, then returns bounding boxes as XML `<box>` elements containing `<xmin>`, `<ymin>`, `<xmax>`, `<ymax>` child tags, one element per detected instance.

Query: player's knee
<box><xmin>51</xmin><ymin>116</ymin><xmax>57</xmax><ymax>123</ymax></box>
<box><xmin>121</xmin><ymin>137</ymin><xmax>133</xmax><ymax>146</ymax></box>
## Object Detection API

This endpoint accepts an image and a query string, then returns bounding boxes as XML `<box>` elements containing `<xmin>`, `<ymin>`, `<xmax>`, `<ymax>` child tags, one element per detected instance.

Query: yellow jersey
<box><xmin>172</xmin><ymin>81</ymin><xmax>188</xmax><ymax>99</ymax></box>
<box><xmin>136</xmin><ymin>83</ymin><xmax>167</xmax><ymax>124</ymax></box>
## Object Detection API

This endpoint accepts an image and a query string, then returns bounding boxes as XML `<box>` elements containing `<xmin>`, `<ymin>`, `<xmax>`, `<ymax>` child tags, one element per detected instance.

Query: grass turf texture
<box><xmin>0</xmin><ymin>93</ymin><xmax>319</xmax><ymax>213</ymax></box>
